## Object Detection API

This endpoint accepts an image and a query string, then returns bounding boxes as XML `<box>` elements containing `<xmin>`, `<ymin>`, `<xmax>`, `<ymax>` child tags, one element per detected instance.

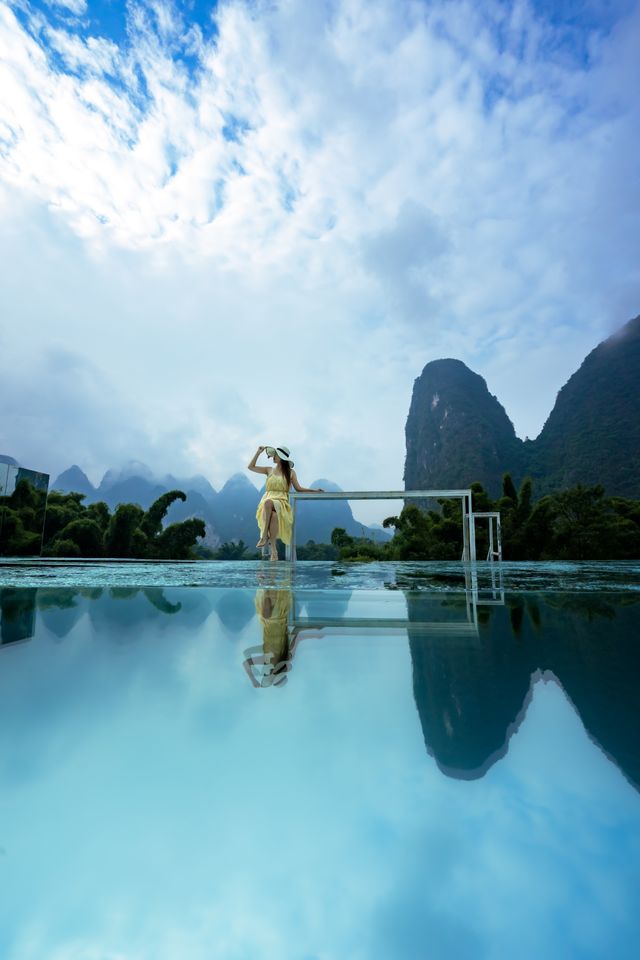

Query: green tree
<box><xmin>296</xmin><ymin>540</ymin><xmax>338</xmax><ymax>560</ymax></box>
<box><xmin>383</xmin><ymin>504</ymin><xmax>433</xmax><ymax>559</ymax></box>
<box><xmin>550</xmin><ymin>485</ymin><xmax>621</xmax><ymax>560</ymax></box>
<box><xmin>140</xmin><ymin>490</ymin><xmax>187</xmax><ymax>540</ymax></box>
<box><xmin>104</xmin><ymin>503</ymin><xmax>145</xmax><ymax>558</ymax></box>
<box><xmin>0</xmin><ymin>509</ymin><xmax>43</xmax><ymax>555</ymax></box>
<box><xmin>331</xmin><ymin>527</ymin><xmax>355</xmax><ymax>550</ymax></box>
<box><xmin>43</xmin><ymin>492</ymin><xmax>86</xmax><ymax>544</ymax></box>
<box><xmin>54</xmin><ymin>518</ymin><xmax>104</xmax><ymax>557</ymax></box>
<box><xmin>85</xmin><ymin>500</ymin><xmax>110</xmax><ymax>533</ymax></box>
<box><xmin>47</xmin><ymin>538</ymin><xmax>82</xmax><ymax>558</ymax></box>
<box><xmin>496</xmin><ymin>473</ymin><xmax>534</xmax><ymax>559</ymax></box>
<box><xmin>155</xmin><ymin>518</ymin><xmax>206</xmax><ymax>559</ymax></box>
<box><xmin>215</xmin><ymin>540</ymin><xmax>249</xmax><ymax>560</ymax></box>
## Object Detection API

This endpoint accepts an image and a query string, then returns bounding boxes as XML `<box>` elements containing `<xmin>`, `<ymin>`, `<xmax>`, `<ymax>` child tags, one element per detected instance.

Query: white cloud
<box><xmin>0</xmin><ymin>0</ymin><xmax>639</xmax><ymax>517</ymax></box>
<box><xmin>45</xmin><ymin>0</ymin><xmax>87</xmax><ymax>17</ymax></box>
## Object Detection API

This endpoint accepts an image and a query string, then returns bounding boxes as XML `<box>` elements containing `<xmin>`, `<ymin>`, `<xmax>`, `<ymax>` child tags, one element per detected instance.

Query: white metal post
<box><xmin>461</xmin><ymin>495</ymin><xmax>469</xmax><ymax>562</ymax></box>
<box><xmin>469</xmin><ymin>495</ymin><xmax>477</xmax><ymax>563</ymax></box>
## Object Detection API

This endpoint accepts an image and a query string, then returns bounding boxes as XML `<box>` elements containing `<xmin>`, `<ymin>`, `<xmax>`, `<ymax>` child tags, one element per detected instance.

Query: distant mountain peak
<box><xmin>405</xmin><ymin>312</ymin><xmax>640</xmax><ymax>498</ymax></box>
<box><xmin>530</xmin><ymin>312</ymin><xmax>640</xmax><ymax>495</ymax></box>
<box><xmin>222</xmin><ymin>472</ymin><xmax>255</xmax><ymax>490</ymax></box>
<box><xmin>99</xmin><ymin>460</ymin><xmax>155</xmax><ymax>490</ymax></box>
<box><xmin>405</xmin><ymin>355</ymin><xmax>521</xmax><ymax>497</ymax></box>
<box><xmin>52</xmin><ymin>465</ymin><xmax>95</xmax><ymax>495</ymax></box>
<box><xmin>160</xmin><ymin>472</ymin><xmax>217</xmax><ymax>500</ymax></box>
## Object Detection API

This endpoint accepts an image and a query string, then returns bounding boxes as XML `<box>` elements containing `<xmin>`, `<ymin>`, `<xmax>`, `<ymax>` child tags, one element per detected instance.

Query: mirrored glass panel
<box><xmin>0</xmin><ymin>463</ymin><xmax>49</xmax><ymax>556</ymax></box>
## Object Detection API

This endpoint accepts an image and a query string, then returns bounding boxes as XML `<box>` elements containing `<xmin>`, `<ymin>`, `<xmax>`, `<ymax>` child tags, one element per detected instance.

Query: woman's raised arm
<box><xmin>248</xmin><ymin>445</ymin><xmax>270</xmax><ymax>476</ymax></box>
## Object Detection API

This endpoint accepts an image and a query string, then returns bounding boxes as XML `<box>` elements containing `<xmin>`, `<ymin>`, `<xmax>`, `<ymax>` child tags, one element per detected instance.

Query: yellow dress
<box><xmin>254</xmin><ymin>589</ymin><xmax>292</xmax><ymax>662</ymax></box>
<box><xmin>256</xmin><ymin>471</ymin><xmax>293</xmax><ymax>544</ymax></box>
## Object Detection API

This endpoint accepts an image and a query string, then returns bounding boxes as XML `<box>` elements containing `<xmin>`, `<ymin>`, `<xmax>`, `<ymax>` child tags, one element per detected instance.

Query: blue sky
<box><xmin>0</xmin><ymin>0</ymin><xmax>639</xmax><ymax>517</ymax></box>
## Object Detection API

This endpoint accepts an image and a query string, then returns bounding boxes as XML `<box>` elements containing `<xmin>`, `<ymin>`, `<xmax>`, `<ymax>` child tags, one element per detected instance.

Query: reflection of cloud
<box><xmin>3</xmin><ymin>658</ymin><xmax>639</xmax><ymax>960</ymax></box>
<box><xmin>1</xmin><ymin>588</ymin><xmax>639</xmax><ymax>959</ymax></box>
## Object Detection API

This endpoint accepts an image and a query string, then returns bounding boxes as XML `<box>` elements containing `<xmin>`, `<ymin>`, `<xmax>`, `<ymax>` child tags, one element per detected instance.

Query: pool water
<box><xmin>0</xmin><ymin>561</ymin><xmax>639</xmax><ymax>959</ymax></box>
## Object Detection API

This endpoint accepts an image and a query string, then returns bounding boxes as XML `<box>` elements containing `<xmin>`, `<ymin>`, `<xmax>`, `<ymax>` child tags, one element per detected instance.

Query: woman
<box><xmin>247</xmin><ymin>444</ymin><xmax>324</xmax><ymax>561</ymax></box>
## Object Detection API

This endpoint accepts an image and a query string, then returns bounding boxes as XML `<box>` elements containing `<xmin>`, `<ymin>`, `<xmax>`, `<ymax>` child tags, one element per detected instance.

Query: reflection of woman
<box><xmin>243</xmin><ymin>588</ymin><xmax>294</xmax><ymax>688</ymax></box>
<box><xmin>247</xmin><ymin>445</ymin><xmax>324</xmax><ymax>561</ymax></box>
<box><xmin>242</xmin><ymin>578</ymin><xmax>326</xmax><ymax>688</ymax></box>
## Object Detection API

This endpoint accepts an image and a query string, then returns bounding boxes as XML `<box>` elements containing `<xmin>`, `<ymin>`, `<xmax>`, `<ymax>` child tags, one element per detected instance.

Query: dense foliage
<box><xmin>330</xmin><ymin>475</ymin><xmax>640</xmax><ymax>562</ymax></box>
<box><xmin>3</xmin><ymin>475</ymin><xmax>638</xmax><ymax>562</ymax></box>
<box><xmin>0</xmin><ymin>481</ymin><xmax>205</xmax><ymax>559</ymax></box>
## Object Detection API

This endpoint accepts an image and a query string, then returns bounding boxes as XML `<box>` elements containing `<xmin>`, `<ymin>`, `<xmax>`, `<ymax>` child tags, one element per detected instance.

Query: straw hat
<box><xmin>266</xmin><ymin>445</ymin><xmax>294</xmax><ymax>466</ymax></box>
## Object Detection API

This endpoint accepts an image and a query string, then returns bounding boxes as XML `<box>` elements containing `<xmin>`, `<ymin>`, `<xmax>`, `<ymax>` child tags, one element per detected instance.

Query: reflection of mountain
<box><xmin>0</xmin><ymin>587</ymin><xmax>220</xmax><ymax>646</ymax></box>
<box><xmin>408</xmin><ymin>594</ymin><xmax>531</xmax><ymax>779</ymax></box>
<box><xmin>38</xmin><ymin>591</ymin><xmax>87</xmax><ymax>639</ymax></box>
<box><xmin>216</xmin><ymin>590</ymin><xmax>256</xmax><ymax>635</ymax></box>
<box><xmin>7</xmin><ymin>583</ymin><xmax>638</xmax><ymax>791</ymax></box>
<box><xmin>407</xmin><ymin>593</ymin><xmax>640</xmax><ymax>790</ymax></box>
<box><xmin>86</xmin><ymin>588</ymin><xmax>215</xmax><ymax>640</ymax></box>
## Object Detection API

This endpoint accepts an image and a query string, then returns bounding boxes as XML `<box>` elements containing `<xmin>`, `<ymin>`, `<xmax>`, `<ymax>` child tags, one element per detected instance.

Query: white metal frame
<box><xmin>284</xmin><ymin>489</ymin><xmax>479</xmax><ymax>562</ymax></box>
<box><xmin>470</xmin><ymin>511</ymin><xmax>503</xmax><ymax>562</ymax></box>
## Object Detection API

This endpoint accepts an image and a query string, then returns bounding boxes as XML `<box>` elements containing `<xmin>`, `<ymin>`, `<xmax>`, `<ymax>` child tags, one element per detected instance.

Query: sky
<box><xmin>1</xmin><ymin>0</ymin><xmax>639</xmax><ymax>522</ymax></box>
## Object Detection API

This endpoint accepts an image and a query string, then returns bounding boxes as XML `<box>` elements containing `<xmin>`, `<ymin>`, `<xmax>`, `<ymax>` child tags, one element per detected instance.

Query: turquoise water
<box><xmin>0</xmin><ymin>561</ymin><xmax>639</xmax><ymax>959</ymax></box>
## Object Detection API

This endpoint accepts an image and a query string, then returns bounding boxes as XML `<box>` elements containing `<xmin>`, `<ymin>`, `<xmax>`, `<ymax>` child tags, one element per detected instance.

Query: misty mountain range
<box><xmin>49</xmin><ymin>462</ymin><xmax>390</xmax><ymax>548</ymax></box>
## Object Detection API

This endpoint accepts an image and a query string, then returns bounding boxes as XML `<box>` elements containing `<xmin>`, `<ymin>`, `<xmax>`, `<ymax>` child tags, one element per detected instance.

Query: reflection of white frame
<box><xmin>286</xmin><ymin>489</ymin><xmax>480</xmax><ymax>563</ymax></box>
<box><xmin>288</xmin><ymin>565</ymin><xmax>506</xmax><ymax>640</ymax></box>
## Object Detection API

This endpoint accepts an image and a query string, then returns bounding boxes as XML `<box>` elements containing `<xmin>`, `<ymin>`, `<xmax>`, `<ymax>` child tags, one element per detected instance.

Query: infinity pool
<box><xmin>1</xmin><ymin>561</ymin><xmax>639</xmax><ymax>959</ymax></box>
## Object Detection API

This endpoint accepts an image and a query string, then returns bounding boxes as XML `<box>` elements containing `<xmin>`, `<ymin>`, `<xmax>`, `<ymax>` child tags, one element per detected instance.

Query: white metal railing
<box><xmin>284</xmin><ymin>489</ymin><xmax>488</xmax><ymax>563</ymax></box>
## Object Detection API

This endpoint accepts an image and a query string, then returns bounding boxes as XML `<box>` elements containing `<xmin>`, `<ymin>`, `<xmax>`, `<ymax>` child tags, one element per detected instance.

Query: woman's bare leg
<box><xmin>268</xmin><ymin>508</ymin><xmax>279</xmax><ymax>560</ymax></box>
<box><xmin>257</xmin><ymin>500</ymin><xmax>275</xmax><ymax>547</ymax></box>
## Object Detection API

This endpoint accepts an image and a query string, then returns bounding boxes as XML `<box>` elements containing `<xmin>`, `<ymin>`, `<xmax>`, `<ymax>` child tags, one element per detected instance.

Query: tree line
<box><xmin>1</xmin><ymin>474</ymin><xmax>639</xmax><ymax>561</ymax></box>
<box><xmin>330</xmin><ymin>475</ymin><xmax>640</xmax><ymax>562</ymax></box>
<box><xmin>0</xmin><ymin>481</ymin><xmax>205</xmax><ymax>560</ymax></box>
